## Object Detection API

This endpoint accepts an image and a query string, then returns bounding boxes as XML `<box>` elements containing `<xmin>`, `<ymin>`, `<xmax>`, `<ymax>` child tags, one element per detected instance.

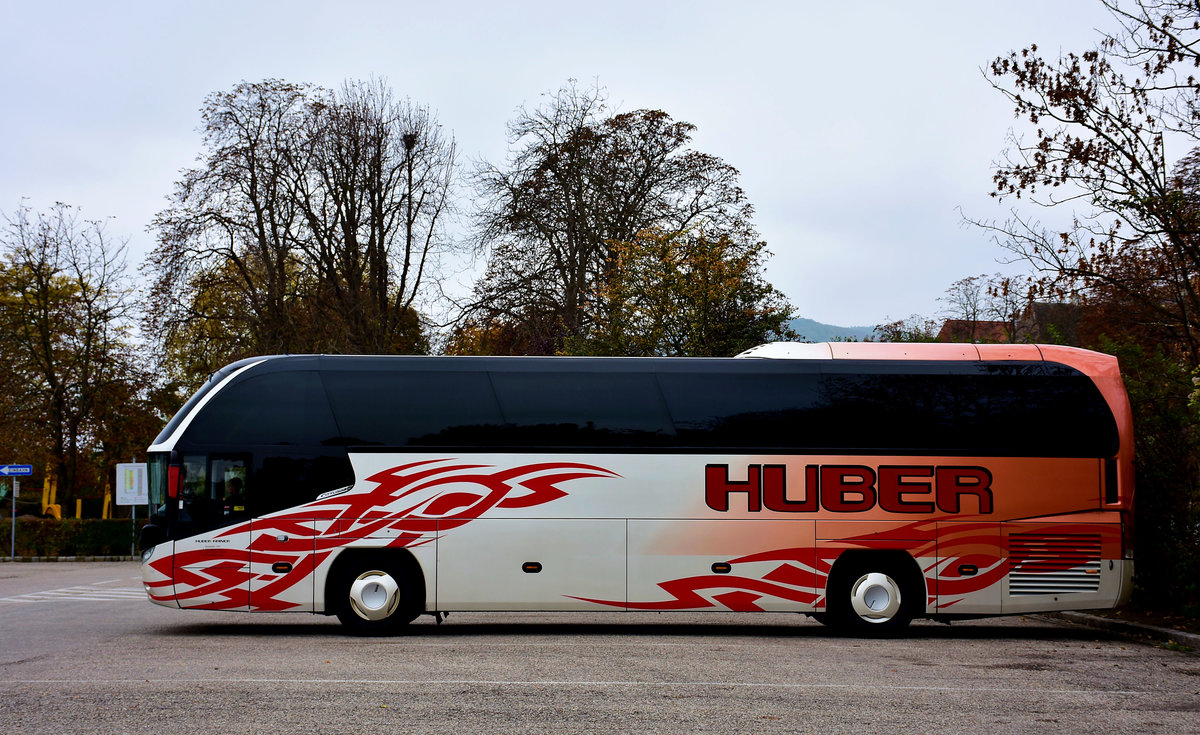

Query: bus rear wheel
<box><xmin>825</xmin><ymin>555</ymin><xmax>920</xmax><ymax>635</ymax></box>
<box><xmin>331</xmin><ymin>553</ymin><xmax>422</xmax><ymax>635</ymax></box>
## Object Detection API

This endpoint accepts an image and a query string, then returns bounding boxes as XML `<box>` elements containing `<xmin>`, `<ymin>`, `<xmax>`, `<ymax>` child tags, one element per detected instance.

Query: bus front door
<box><xmin>248</xmin><ymin>519</ymin><xmax>318</xmax><ymax>612</ymax></box>
<box><xmin>172</xmin><ymin>454</ymin><xmax>251</xmax><ymax>611</ymax></box>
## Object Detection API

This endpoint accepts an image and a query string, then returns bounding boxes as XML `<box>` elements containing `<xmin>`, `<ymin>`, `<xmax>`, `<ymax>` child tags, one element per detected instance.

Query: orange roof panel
<box><xmin>828</xmin><ymin>342</ymin><xmax>980</xmax><ymax>360</ymax></box>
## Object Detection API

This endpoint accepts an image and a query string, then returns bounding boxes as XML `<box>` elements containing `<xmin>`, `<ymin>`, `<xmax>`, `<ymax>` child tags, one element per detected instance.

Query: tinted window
<box><xmin>183</xmin><ymin>371</ymin><xmax>340</xmax><ymax>446</ymax></box>
<box><xmin>656</xmin><ymin>371</ymin><xmax>822</xmax><ymax>447</ymax></box>
<box><xmin>815</xmin><ymin>369</ymin><xmax>1015</xmax><ymax>452</ymax></box>
<box><xmin>812</xmin><ymin>364</ymin><xmax>1117</xmax><ymax>456</ymax></box>
<box><xmin>177</xmin><ymin>359</ymin><xmax>1118</xmax><ymax>457</ymax></box>
<box><xmin>175</xmin><ymin>454</ymin><xmax>212</xmax><ymax>534</ymax></box>
<box><xmin>657</xmin><ymin>361</ymin><xmax>1118</xmax><ymax>456</ymax></box>
<box><xmin>490</xmin><ymin>372</ymin><xmax>676</xmax><ymax>446</ymax></box>
<box><xmin>152</xmin><ymin>364</ymin><xmax>238</xmax><ymax>445</ymax></box>
<box><xmin>322</xmin><ymin>370</ymin><xmax>504</xmax><ymax>446</ymax></box>
<box><xmin>252</xmin><ymin>452</ymin><xmax>355</xmax><ymax>515</ymax></box>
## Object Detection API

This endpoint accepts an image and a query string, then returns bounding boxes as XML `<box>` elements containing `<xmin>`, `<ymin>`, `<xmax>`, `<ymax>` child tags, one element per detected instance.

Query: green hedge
<box><xmin>0</xmin><ymin>518</ymin><xmax>147</xmax><ymax>557</ymax></box>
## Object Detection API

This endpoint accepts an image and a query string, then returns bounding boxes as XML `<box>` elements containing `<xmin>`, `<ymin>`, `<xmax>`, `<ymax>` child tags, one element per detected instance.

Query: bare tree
<box><xmin>936</xmin><ymin>273</ymin><xmax>1036</xmax><ymax>342</ymax></box>
<box><xmin>872</xmin><ymin>315</ymin><xmax>941</xmax><ymax>343</ymax></box>
<box><xmin>467</xmin><ymin>81</ymin><xmax>753</xmax><ymax>352</ymax></box>
<box><xmin>298</xmin><ymin>79</ymin><xmax>456</xmax><ymax>353</ymax></box>
<box><xmin>148</xmin><ymin>78</ymin><xmax>456</xmax><ymax>386</ymax></box>
<box><xmin>938</xmin><ymin>275</ymin><xmax>988</xmax><ymax>340</ymax></box>
<box><xmin>148</xmin><ymin>79</ymin><xmax>315</xmax><ymax>377</ymax></box>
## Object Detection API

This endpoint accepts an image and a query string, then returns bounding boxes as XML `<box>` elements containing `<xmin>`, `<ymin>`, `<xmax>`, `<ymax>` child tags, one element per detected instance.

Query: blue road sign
<box><xmin>0</xmin><ymin>465</ymin><xmax>32</xmax><ymax>477</ymax></box>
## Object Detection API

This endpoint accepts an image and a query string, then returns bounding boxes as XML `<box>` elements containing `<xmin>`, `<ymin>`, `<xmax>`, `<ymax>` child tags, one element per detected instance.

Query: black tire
<box><xmin>824</xmin><ymin>554</ymin><xmax>921</xmax><ymax>635</ymax></box>
<box><xmin>330</xmin><ymin>552</ymin><xmax>423</xmax><ymax>636</ymax></box>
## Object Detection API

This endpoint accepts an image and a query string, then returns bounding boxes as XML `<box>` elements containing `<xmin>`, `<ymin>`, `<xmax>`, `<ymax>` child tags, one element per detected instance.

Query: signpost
<box><xmin>116</xmin><ymin>463</ymin><xmax>148</xmax><ymax>556</ymax></box>
<box><xmin>2</xmin><ymin>465</ymin><xmax>31</xmax><ymax>559</ymax></box>
<box><xmin>0</xmin><ymin>464</ymin><xmax>32</xmax><ymax>477</ymax></box>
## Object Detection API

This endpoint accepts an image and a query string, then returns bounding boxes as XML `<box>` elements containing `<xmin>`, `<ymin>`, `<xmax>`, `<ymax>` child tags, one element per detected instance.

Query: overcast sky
<box><xmin>0</xmin><ymin>0</ymin><xmax>1119</xmax><ymax>330</ymax></box>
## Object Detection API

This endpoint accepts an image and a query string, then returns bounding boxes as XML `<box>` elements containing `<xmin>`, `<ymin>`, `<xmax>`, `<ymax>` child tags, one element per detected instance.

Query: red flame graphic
<box><xmin>147</xmin><ymin>459</ymin><xmax>617</xmax><ymax>610</ymax></box>
<box><xmin>604</xmin><ymin>519</ymin><xmax>1112</xmax><ymax>613</ymax></box>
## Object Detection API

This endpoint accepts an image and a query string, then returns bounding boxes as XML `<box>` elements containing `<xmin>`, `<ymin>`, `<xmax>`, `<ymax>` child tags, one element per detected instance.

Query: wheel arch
<box><xmin>825</xmin><ymin>549</ymin><xmax>928</xmax><ymax>618</ymax></box>
<box><xmin>323</xmin><ymin>546</ymin><xmax>428</xmax><ymax>617</ymax></box>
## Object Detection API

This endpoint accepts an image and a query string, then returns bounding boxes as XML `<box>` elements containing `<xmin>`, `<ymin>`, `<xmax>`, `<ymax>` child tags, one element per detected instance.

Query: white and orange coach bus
<box><xmin>139</xmin><ymin>342</ymin><xmax>1134</xmax><ymax>635</ymax></box>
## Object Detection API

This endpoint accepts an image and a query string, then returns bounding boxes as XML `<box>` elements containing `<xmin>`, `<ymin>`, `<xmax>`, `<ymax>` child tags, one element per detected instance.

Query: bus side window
<box><xmin>490</xmin><ymin>371</ymin><xmax>675</xmax><ymax>446</ymax></box>
<box><xmin>180</xmin><ymin>455</ymin><xmax>211</xmax><ymax>526</ymax></box>
<box><xmin>224</xmin><ymin>477</ymin><xmax>246</xmax><ymax>516</ymax></box>
<box><xmin>211</xmin><ymin>456</ymin><xmax>250</xmax><ymax>520</ymax></box>
<box><xmin>182</xmin><ymin>371</ymin><xmax>340</xmax><ymax>447</ymax></box>
<box><xmin>253</xmin><ymin>453</ymin><xmax>353</xmax><ymax>517</ymax></box>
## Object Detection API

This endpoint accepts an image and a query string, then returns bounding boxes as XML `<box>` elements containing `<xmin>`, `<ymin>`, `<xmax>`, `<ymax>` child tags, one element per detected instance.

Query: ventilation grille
<box><xmin>1008</xmin><ymin>534</ymin><xmax>1101</xmax><ymax>596</ymax></box>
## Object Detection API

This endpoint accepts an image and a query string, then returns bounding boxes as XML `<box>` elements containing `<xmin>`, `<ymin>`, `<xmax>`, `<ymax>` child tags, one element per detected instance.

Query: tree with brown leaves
<box><xmin>981</xmin><ymin>0</ymin><xmax>1200</xmax><ymax>359</ymax></box>
<box><xmin>465</xmin><ymin>81</ymin><xmax>755</xmax><ymax>354</ymax></box>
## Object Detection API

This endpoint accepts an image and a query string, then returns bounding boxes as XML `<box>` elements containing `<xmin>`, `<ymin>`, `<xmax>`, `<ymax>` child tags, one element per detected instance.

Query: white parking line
<box><xmin>0</xmin><ymin>584</ymin><xmax>145</xmax><ymax>605</ymax></box>
<box><xmin>0</xmin><ymin>677</ymin><xmax>1146</xmax><ymax>696</ymax></box>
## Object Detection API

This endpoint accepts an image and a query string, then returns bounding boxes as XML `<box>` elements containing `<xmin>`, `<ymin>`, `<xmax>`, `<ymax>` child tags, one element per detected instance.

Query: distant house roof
<box><xmin>936</xmin><ymin>319</ymin><xmax>1011</xmax><ymax>343</ymax></box>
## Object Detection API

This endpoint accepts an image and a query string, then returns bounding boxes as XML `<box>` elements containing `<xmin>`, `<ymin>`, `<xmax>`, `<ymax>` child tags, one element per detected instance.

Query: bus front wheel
<box><xmin>331</xmin><ymin>553</ymin><xmax>422</xmax><ymax>635</ymax></box>
<box><xmin>825</xmin><ymin>554</ymin><xmax>921</xmax><ymax>635</ymax></box>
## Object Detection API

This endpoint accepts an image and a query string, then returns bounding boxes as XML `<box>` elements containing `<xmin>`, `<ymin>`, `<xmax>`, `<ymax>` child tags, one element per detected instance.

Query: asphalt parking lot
<box><xmin>1</xmin><ymin>562</ymin><xmax>1197</xmax><ymax>734</ymax></box>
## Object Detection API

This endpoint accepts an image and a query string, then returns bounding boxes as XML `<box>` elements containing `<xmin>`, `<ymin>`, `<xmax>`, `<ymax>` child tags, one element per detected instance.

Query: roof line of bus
<box><xmin>736</xmin><ymin>341</ymin><xmax>1076</xmax><ymax>363</ymax></box>
<box><xmin>244</xmin><ymin>342</ymin><xmax>1116</xmax><ymax>374</ymax></box>
<box><xmin>739</xmin><ymin>341</ymin><xmax>1123</xmax><ymax>392</ymax></box>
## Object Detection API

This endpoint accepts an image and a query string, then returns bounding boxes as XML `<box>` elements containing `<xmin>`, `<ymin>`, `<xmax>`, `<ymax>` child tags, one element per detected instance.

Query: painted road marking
<box><xmin>0</xmin><ymin>677</ymin><xmax>1148</xmax><ymax>696</ymax></box>
<box><xmin>0</xmin><ymin>583</ymin><xmax>145</xmax><ymax>605</ymax></box>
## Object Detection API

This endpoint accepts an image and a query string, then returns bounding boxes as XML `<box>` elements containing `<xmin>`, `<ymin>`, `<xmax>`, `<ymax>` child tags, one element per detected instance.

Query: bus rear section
<box><xmin>138</xmin><ymin>345</ymin><xmax>1135</xmax><ymax>634</ymax></box>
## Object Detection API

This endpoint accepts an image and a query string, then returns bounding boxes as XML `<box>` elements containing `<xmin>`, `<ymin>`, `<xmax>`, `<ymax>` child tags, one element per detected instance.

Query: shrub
<box><xmin>0</xmin><ymin>518</ymin><xmax>147</xmax><ymax>557</ymax></box>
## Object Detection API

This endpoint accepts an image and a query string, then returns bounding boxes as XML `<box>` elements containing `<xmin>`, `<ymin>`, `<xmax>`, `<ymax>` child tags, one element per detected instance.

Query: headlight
<box><xmin>141</xmin><ymin>546</ymin><xmax>155</xmax><ymax>564</ymax></box>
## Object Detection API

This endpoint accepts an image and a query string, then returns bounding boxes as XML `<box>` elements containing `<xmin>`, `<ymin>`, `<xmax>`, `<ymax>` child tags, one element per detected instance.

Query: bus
<box><xmin>138</xmin><ymin>342</ymin><xmax>1135</xmax><ymax>635</ymax></box>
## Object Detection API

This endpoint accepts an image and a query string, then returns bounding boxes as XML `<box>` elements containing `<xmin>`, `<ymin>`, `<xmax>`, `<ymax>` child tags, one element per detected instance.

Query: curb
<box><xmin>1046</xmin><ymin>611</ymin><xmax>1200</xmax><ymax>651</ymax></box>
<box><xmin>1</xmin><ymin>556</ymin><xmax>138</xmax><ymax>563</ymax></box>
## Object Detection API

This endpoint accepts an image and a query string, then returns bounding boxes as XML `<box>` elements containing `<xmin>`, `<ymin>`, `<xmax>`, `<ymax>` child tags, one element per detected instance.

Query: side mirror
<box><xmin>139</xmin><ymin>523</ymin><xmax>166</xmax><ymax>551</ymax></box>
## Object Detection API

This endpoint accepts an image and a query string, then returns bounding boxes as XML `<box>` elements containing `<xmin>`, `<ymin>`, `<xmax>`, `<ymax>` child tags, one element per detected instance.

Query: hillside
<box><xmin>785</xmin><ymin>318</ymin><xmax>874</xmax><ymax>343</ymax></box>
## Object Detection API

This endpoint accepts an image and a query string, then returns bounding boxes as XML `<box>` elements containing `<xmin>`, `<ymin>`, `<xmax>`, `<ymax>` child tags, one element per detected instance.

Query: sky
<box><xmin>0</xmin><ymin>0</ymin><xmax>1120</xmax><ymax>330</ymax></box>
